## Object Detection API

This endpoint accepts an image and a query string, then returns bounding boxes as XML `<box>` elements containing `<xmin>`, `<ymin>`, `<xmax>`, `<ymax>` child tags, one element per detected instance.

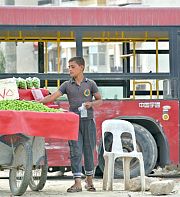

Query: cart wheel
<box><xmin>9</xmin><ymin>141</ymin><xmax>32</xmax><ymax>196</ymax></box>
<box><xmin>29</xmin><ymin>151</ymin><xmax>48</xmax><ymax>191</ymax></box>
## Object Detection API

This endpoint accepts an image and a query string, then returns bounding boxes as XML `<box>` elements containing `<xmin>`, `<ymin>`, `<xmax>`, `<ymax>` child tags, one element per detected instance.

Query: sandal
<box><xmin>85</xmin><ymin>184</ymin><xmax>96</xmax><ymax>192</ymax></box>
<box><xmin>67</xmin><ymin>185</ymin><xmax>82</xmax><ymax>193</ymax></box>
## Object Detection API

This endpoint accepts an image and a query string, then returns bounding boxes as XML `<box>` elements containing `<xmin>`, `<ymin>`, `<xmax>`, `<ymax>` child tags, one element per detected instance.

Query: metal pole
<box><xmin>75</xmin><ymin>32</ymin><xmax>83</xmax><ymax>57</ymax></box>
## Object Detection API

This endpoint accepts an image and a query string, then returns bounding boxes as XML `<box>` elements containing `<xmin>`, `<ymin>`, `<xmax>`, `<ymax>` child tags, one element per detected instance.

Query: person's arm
<box><xmin>39</xmin><ymin>90</ymin><xmax>62</xmax><ymax>104</ymax></box>
<box><xmin>84</xmin><ymin>92</ymin><xmax>102</xmax><ymax>109</ymax></box>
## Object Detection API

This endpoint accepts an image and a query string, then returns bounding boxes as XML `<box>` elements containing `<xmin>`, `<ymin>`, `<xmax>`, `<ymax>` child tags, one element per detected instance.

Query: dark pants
<box><xmin>68</xmin><ymin>118</ymin><xmax>96</xmax><ymax>178</ymax></box>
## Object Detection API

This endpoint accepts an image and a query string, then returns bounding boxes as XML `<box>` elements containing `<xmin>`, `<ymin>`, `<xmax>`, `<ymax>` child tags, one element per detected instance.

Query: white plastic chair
<box><xmin>102</xmin><ymin>119</ymin><xmax>145</xmax><ymax>191</ymax></box>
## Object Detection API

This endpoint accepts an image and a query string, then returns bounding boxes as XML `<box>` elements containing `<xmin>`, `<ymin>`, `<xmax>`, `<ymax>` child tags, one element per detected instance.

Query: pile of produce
<box><xmin>0</xmin><ymin>100</ymin><xmax>63</xmax><ymax>113</ymax></box>
<box><xmin>16</xmin><ymin>77</ymin><xmax>40</xmax><ymax>89</ymax></box>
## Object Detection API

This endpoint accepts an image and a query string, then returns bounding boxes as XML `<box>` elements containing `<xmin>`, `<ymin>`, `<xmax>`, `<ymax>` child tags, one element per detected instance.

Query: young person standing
<box><xmin>39</xmin><ymin>56</ymin><xmax>102</xmax><ymax>192</ymax></box>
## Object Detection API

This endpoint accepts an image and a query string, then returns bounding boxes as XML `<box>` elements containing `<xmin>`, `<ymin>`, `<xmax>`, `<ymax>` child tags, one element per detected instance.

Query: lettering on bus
<box><xmin>139</xmin><ymin>102</ymin><xmax>161</xmax><ymax>108</ymax></box>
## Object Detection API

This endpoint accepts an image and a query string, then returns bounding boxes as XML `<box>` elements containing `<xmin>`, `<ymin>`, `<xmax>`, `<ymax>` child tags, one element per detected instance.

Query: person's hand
<box><xmin>84</xmin><ymin>102</ymin><xmax>93</xmax><ymax>109</ymax></box>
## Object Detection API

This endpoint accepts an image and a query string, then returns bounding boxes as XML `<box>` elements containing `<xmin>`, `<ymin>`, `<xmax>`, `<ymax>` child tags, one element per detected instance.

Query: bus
<box><xmin>0</xmin><ymin>6</ymin><xmax>180</xmax><ymax>178</ymax></box>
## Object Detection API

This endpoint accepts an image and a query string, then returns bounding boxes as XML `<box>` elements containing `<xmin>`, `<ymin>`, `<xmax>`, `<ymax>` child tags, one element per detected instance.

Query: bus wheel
<box><xmin>98</xmin><ymin>123</ymin><xmax>158</xmax><ymax>178</ymax></box>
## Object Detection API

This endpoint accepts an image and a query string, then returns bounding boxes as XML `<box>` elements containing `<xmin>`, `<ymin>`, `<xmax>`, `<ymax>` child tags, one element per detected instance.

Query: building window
<box><xmin>62</xmin><ymin>0</ymin><xmax>76</xmax><ymax>2</ymax></box>
<box><xmin>89</xmin><ymin>44</ymin><xmax>106</xmax><ymax>72</ymax></box>
<box><xmin>38</xmin><ymin>0</ymin><xmax>52</xmax><ymax>5</ymax></box>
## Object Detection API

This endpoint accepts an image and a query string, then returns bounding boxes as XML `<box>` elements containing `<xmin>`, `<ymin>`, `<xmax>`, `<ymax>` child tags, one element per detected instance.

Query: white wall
<box><xmin>0</xmin><ymin>0</ymin><xmax>4</xmax><ymax>5</ymax></box>
<box><xmin>0</xmin><ymin>0</ymin><xmax>38</xmax><ymax>5</ymax></box>
<box><xmin>142</xmin><ymin>0</ymin><xmax>180</xmax><ymax>6</ymax></box>
<box><xmin>15</xmin><ymin>0</ymin><xmax>37</xmax><ymax>5</ymax></box>
<box><xmin>16</xmin><ymin>43</ymin><xmax>38</xmax><ymax>73</ymax></box>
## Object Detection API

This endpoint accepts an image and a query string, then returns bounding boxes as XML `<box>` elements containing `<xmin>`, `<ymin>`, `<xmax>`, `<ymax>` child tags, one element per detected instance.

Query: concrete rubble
<box><xmin>129</xmin><ymin>176</ymin><xmax>161</xmax><ymax>191</ymax></box>
<box><xmin>150</xmin><ymin>180</ymin><xmax>175</xmax><ymax>195</ymax></box>
<box><xmin>129</xmin><ymin>175</ymin><xmax>176</xmax><ymax>195</ymax></box>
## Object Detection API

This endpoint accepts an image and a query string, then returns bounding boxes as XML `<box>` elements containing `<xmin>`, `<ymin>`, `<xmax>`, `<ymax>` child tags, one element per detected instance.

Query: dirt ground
<box><xmin>0</xmin><ymin>171</ymin><xmax>180</xmax><ymax>197</ymax></box>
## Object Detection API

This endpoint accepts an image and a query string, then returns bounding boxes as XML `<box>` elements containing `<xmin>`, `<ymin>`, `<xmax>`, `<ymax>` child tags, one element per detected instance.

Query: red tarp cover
<box><xmin>0</xmin><ymin>110</ymin><xmax>79</xmax><ymax>140</ymax></box>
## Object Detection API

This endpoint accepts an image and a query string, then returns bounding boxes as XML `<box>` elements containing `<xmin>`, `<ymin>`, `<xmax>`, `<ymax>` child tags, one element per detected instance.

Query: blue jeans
<box><xmin>68</xmin><ymin>119</ymin><xmax>96</xmax><ymax>179</ymax></box>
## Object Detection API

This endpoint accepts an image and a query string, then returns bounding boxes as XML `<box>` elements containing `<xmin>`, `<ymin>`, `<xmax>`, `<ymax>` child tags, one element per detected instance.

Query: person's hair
<box><xmin>68</xmin><ymin>56</ymin><xmax>85</xmax><ymax>67</ymax></box>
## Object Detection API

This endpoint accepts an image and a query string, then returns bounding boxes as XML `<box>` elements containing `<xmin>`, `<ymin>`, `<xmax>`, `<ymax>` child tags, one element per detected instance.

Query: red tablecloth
<box><xmin>0</xmin><ymin>110</ymin><xmax>79</xmax><ymax>140</ymax></box>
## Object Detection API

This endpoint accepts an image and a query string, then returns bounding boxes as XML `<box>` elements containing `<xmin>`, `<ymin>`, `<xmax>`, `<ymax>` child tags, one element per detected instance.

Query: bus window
<box><xmin>83</xmin><ymin>42</ymin><xmax>123</xmax><ymax>73</ymax></box>
<box><xmin>98</xmin><ymin>86</ymin><xmax>124</xmax><ymax>100</ymax></box>
<box><xmin>129</xmin><ymin>41</ymin><xmax>169</xmax><ymax>74</ymax></box>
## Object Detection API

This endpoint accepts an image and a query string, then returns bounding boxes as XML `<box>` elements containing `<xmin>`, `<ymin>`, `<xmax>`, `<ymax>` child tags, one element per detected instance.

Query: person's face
<box><xmin>68</xmin><ymin>61</ymin><xmax>84</xmax><ymax>78</ymax></box>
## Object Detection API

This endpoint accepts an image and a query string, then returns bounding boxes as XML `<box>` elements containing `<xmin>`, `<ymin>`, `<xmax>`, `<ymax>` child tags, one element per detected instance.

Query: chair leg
<box><xmin>107</xmin><ymin>154</ymin><xmax>115</xmax><ymax>191</ymax></box>
<box><xmin>103</xmin><ymin>155</ymin><xmax>109</xmax><ymax>190</ymax></box>
<box><xmin>139</xmin><ymin>155</ymin><xmax>146</xmax><ymax>192</ymax></box>
<box><xmin>123</xmin><ymin>157</ymin><xmax>131</xmax><ymax>190</ymax></box>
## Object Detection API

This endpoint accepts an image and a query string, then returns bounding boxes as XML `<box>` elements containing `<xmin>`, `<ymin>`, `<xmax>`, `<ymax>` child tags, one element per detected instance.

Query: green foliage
<box><xmin>0</xmin><ymin>100</ymin><xmax>63</xmax><ymax>113</ymax></box>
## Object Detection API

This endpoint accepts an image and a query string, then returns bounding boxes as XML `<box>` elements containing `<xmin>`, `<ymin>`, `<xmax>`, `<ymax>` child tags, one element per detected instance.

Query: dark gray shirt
<box><xmin>59</xmin><ymin>77</ymin><xmax>99</xmax><ymax>119</ymax></box>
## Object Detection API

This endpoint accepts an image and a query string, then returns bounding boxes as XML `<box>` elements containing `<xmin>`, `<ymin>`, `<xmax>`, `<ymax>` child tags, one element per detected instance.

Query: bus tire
<box><xmin>98</xmin><ymin>123</ymin><xmax>158</xmax><ymax>178</ymax></box>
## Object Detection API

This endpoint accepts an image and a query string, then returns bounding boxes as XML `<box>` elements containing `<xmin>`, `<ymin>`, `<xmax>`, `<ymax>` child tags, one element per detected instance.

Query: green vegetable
<box><xmin>17</xmin><ymin>77</ymin><xmax>27</xmax><ymax>89</ymax></box>
<box><xmin>32</xmin><ymin>77</ymin><xmax>40</xmax><ymax>88</ymax></box>
<box><xmin>14</xmin><ymin>77</ymin><xmax>41</xmax><ymax>89</ymax></box>
<box><xmin>0</xmin><ymin>100</ymin><xmax>63</xmax><ymax>113</ymax></box>
<box><xmin>26</xmin><ymin>77</ymin><xmax>33</xmax><ymax>89</ymax></box>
